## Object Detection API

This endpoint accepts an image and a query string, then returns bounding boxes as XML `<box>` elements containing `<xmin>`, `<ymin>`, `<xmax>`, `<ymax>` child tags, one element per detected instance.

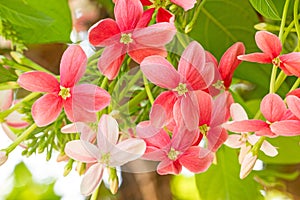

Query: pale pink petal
<box><xmin>286</xmin><ymin>95</ymin><xmax>300</xmax><ymax>119</ymax></box>
<box><xmin>179</xmin><ymin>146</ymin><xmax>213</xmax><ymax>173</ymax></box>
<box><xmin>1</xmin><ymin>123</ymin><xmax>27</xmax><ymax>148</ymax></box>
<box><xmin>60</xmin><ymin>45</ymin><xmax>87</xmax><ymax>87</ymax></box>
<box><xmin>180</xmin><ymin>92</ymin><xmax>199</xmax><ymax>131</ymax></box>
<box><xmin>98</xmin><ymin>44</ymin><xmax>126</xmax><ymax>80</ymax></box>
<box><xmin>81</xmin><ymin>163</ymin><xmax>104</xmax><ymax>196</ymax></box>
<box><xmin>224</xmin><ymin>134</ymin><xmax>243</xmax><ymax>148</ymax></box>
<box><xmin>63</xmin><ymin>98</ymin><xmax>97</xmax><ymax>123</ymax></box>
<box><xmin>97</xmin><ymin>114</ymin><xmax>119</xmax><ymax>151</ymax></box>
<box><xmin>156</xmin><ymin>8</ymin><xmax>174</xmax><ymax>23</ymax></box>
<box><xmin>128</xmin><ymin>44</ymin><xmax>167</xmax><ymax>63</ymax></box>
<box><xmin>32</xmin><ymin>94</ymin><xmax>63</xmax><ymax>127</ymax></box>
<box><xmin>260</xmin><ymin>93</ymin><xmax>286</xmax><ymax>122</ymax></box>
<box><xmin>230</xmin><ymin>103</ymin><xmax>248</xmax><ymax>121</ymax></box>
<box><xmin>72</xmin><ymin>84</ymin><xmax>110</xmax><ymax>112</ymax></box>
<box><xmin>136</xmin><ymin>121</ymin><xmax>161</xmax><ymax>138</ymax></box>
<box><xmin>240</xmin><ymin>152</ymin><xmax>257</xmax><ymax>179</ymax></box>
<box><xmin>207</xmin><ymin>126</ymin><xmax>228</xmax><ymax>152</ymax></box>
<box><xmin>171</xmin><ymin>0</ymin><xmax>196</xmax><ymax>11</ymax></box>
<box><xmin>239</xmin><ymin>145</ymin><xmax>251</xmax><ymax>164</ymax></box>
<box><xmin>222</xmin><ymin>120</ymin><xmax>268</xmax><ymax>133</ymax></box>
<box><xmin>132</xmin><ymin>22</ymin><xmax>176</xmax><ymax>47</ymax></box>
<box><xmin>261</xmin><ymin>141</ymin><xmax>278</xmax><ymax>157</ymax></box>
<box><xmin>255</xmin><ymin>31</ymin><xmax>281</xmax><ymax>58</ymax></box>
<box><xmin>237</xmin><ymin>53</ymin><xmax>272</xmax><ymax>63</ymax></box>
<box><xmin>110</xmin><ymin>138</ymin><xmax>146</xmax><ymax>166</ymax></box>
<box><xmin>218</xmin><ymin>42</ymin><xmax>245</xmax><ymax>88</ymax></box>
<box><xmin>280</xmin><ymin>52</ymin><xmax>300</xmax><ymax>77</ymax></box>
<box><xmin>65</xmin><ymin>140</ymin><xmax>99</xmax><ymax>162</ymax></box>
<box><xmin>153</xmin><ymin>91</ymin><xmax>177</xmax><ymax>125</ymax></box>
<box><xmin>171</xmin><ymin>127</ymin><xmax>199</xmax><ymax>151</ymax></box>
<box><xmin>140</xmin><ymin>55</ymin><xmax>180</xmax><ymax>89</ymax></box>
<box><xmin>270</xmin><ymin>120</ymin><xmax>300</xmax><ymax>136</ymax></box>
<box><xmin>157</xmin><ymin>159</ymin><xmax>182</xmax><ymax>175</ymax></box>
<box><xmin>18</xmin><ymin>72</ymin><xmax>59</xmax><ymax>93</ymax></box>
<box><xmin>0</xmin><ymin>90</ymin><xmax>12</xmax><ymax>111</ymax></box>
<box><xmin>5</xmin><ymin>111</ymin><xmax>29</xmax><ymax>128</ymax></box>
<box><xmin>88</xmin><ymin>19</ymin><xmax>120</xmax><ymax>46</ymax></box>
<box><xmin>142</xmin><ymin>146</ymin><xmax>166</xmax><ymax>161</ymax></box>
<box><xmin>115</xmin><ymin>0</ymin><xmax>143</xmax><ymax>31</ymax></box>
<box><xmin>150</xmin><ymin>104</ymin><xmax>167</xmax><ymax>128</ymax></box>
<box><xmin>61</xmin><ymin>122</ymin><xmax>86</xmax><ymax>133</ymax></box>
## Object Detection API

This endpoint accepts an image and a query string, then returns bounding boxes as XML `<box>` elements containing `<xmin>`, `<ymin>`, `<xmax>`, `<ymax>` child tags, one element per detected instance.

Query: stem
<box><xmin>0</xmin><ymin>92</ymin><xmax>40</xmax><ymax>121</ymax></box>
<box><xmin>269</xmin><ymin>65</ymin><xmax>277</xmax><ymax>93</ymax></box>
<box><xmin>252</xmin><ymin>136</ymin><xmax>266</xmax><ymax>154</ymax></box>
<box><xmin>100</xmin><ymin>77</ymin><xmax>108</xmax><ymax>89</ymax></box>
<box><xmin>278</xmin><ymin>0</ymin><xmax>291</xmax><ymax>42</ymax></box>
<box><xmin>143</xmin><ymin>75</ymin><xmax>154</xmax><ymax>105</ymax></box>
<box><xmin>294</xmin><ymin>0</ymin><xmax>300</xmax><ymax>50</ymax></box>
<box><xmin>274</xmin><ymin>71</ymin><xmax>287</xmax><ymax>92</ymax></box>
<box><xmin>289</xmin><ymin>78</ymin><xmax>300</xmax><ymax>92</ymax></box>
<box><xmin>184</xmin><ymin>0</ymin><xmax>206</xmax><ymax>33</ymax></box>
<box><xmin>4</xmin><ymin>123</ymin><xmax>37</xmax><ymax>153</ymax></box>
<box><xmin>0</xmin><ymin>82</ymin><xmax>20</xmax><ymax>90</ymax></box>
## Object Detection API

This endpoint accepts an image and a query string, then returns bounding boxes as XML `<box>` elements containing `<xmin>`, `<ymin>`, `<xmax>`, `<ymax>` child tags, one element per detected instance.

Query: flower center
<box><xmin>167</xmin><ymin>147</ymin><xmax>180</xmax><ymax>160</ymax></box>
<box><xmin>174</xmin><ymin>83</ymin><xmax>188</xmax><ymax>96</ymax></box>
<box><xmin>212</xmin><ymin>80</ymin><xmax>225</xmax><ymax>90</ymax></box>
<box><xmin>58</xmin><ymin>86</ymin><xmax>71</xmax><ymax>100</ymax></box>
<box><xmin>120</xmin><ymin>33</ymin><xmax>133</xmax><ymax>44</ymax></box>
<box><xmin>272</xmin><ymin>57</ymin><xmax>281</xmax><ymax>67</ymax></box>
<box><xmin>199</xmin><ymin>124</ymin><xmax>210</xmax><ymax>136</ymax></box>
<box><xmin>101</xmin><ymin>153</ymin><xmax>110</xmax><ymax>165</ymax></box>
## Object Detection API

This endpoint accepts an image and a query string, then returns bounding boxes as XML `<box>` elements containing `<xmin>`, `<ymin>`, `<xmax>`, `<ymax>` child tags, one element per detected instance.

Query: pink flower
<box><xmin>61</xmin><ymin>122</ymin><xmax>96</xmax><ymax>142</ymax></box>
<box><xmin>141</xmin><ymin>0</ymin><xmax>196</xmax><ymax>11</ymax></box>
<box><xmin>271</xmin><ymin>95</ymin><xmax>300</xmax><ymax>136</ymax></box>
<box><xmin>141</xmin><ymin>41</ymin><xmax>215</xmax><ymax>130</ymax></box>
<box><xmin>223</xmin><ymin>94</ymin><xmax>290</xmax><ymax>137</ymax></box>
<box><xmin>65</xmin><ymin>114</ymin><xmax>146</xmax><ymax>196</ymax></box>
<box><xmin>88</xmin><ymin>0</ymin><xmax>176</xmax><ymax>80</ymax></box>
<box><xmin>224</xmin><ymin>103</ymin><xmax>278</xmax><ymax>164</ymax></box>
<box><xmin>137</xmin><ymin>125</ymin><xmax>213</xmax><ymax>175</ymax></box>
<box><xmin>238</xmin><ymin>31</ymin><xmax>300</xmax><ymax>77</ymax></box>
<box><xmin>0</xmin><ymin>90</ymin><xmax>13</xmax><ymax>112</ymax></box>
<box><xmin>239</xmin><ymin>152</ymin><xmax>257</xmax><ymax>179</ymax></box>
<box><xmin>18</xmin><ymin>45</ymin><xmax>111</xmax><ymax>127</ymax></box>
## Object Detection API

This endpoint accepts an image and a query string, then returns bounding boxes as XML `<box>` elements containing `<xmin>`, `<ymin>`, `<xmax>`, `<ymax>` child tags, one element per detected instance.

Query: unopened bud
<box><xmin>63</xmin><ymin>159</ymin><xmax>74</xmax><ymax>176</ymax></box>
<box><xmin>10</xmin><ymin>51</ymin><xmax>24</xmax><ymax>64</ymax></box>
<box><xmin>0</xmin><ymin>151</ymin><xmax>8</xmax><ymax>166</ymax></box>
<box><xmin>109</xmin><ymin>177</ymin><xmax>119</xmax><ymax>195</ymax></box>
<box><xmin>239</xmin><ymin>152</ymin><xmax>257</xmax><ymax>179</ymax></box>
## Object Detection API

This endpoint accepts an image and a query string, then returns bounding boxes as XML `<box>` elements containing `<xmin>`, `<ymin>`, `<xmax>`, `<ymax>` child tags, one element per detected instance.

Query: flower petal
<box><xmin>136</xmin><ymin>121</ymin><xmax>161</xmax><ymax>138</ymax></box>
<box><xmin>140</xmin><ymin>55</ymin><xmax>180</xmax><ymax>89</ymax></box>
<box><xmin>115</xmin><ymin>0</ymin><xmax>143</xmax><ymax>31</ymax></box>
<box><xmin>150</xmin><ymin>104</ymin><xmax>167</xmax><ymax>128</ymax></box>
<box><xmin>110</xmin><ymin>138</ymin><xmax>146</xmax><ymax>166</ymax></box>
<box><xmin>286</xmin><ymin>95</ymin><xmax>300</xmax><ymax>119</ymax></box>
<box><xmin>88</xmin><ymin>19</ymin><xmax>121</xmax><ymax>46</ymax></box>
<box><xmin>133</xmin><ymin>22</ymin><xmax>176</xmax><ymax>47</ymax></box>
<box><xmin>98</xmin><ymin>44</ymin><xmax>126</xmax><ymax>80</ymax></box>
<box><xmin>5</xmin><ymin>111</ymin><xmax>29</xmax><ymax>128</ymax></box>
<box><xmin>255</xmin><ymin>31</ymin><xmax>281</xmax><ymax>58</ymax></box>
<box><xmin>237</xmin><ymin>53</ymin><xmax>272</xmax><ymax>63</ymax></box>
<box><xmin>142</xmin><ymin>146</ymin><xmax>166</xmax><ymax>161</ymax></box>
<box><xmin>72</xmin><ymin>84</ymin><xmax>111</xmax><ymax>112</ymax></box>
<box><xmin>230</xmin><ymin>103</ymin><xmax>248</xmax><ymax>121</ymax></box>
<box><xmin>136</xmin><ymin>8</ymin><xmax>154</xmax><ymax>28</ymax></box>
<box><xmin>18</xmin><ymin>72</ymin><xmax>59</xmax><ymax>93</ymax></box>
<box><xmin>32</xmin><ymin>94</ymin><xmax>63</xmax><ymax>127</ymax></box>
<box><xmin>157</xmin><ymin>159</ymin><xmax>182</xmax><ymax>175</ymax></box>
<box><xmin>128</xmin><ymin>44</ymin><xmax>167</xmax><ymax>63</ymax></box>
<box><xmin>97</xmin><ymin>114</ymin><xmax>119</xmax><ymax>151</ymax></box>
<box><xmin>218</xmin><ymin>42</ymin><xmax>245</xmax><ymax>88</ymax></box>
<box><xmin>261</xmin><ymin>141</ymin><xmax>278</xmax><ymax>157</ymax></box>
<box><xmin>222</xmin><ymin>120</ymin><xmax>268</xmax><ymax>133</ymax></box>
<box><xmin>156</xmin><ymin>8</ymin><xmax>174</xmax><ymax>23</ymax></box>
<box><xmin>240</xmin><ymin>152</ymin><xmax>257</xmax><ymax>179</ymax></box>
<box><xmin>260</xmin><ymin>93</ymin><xmax>286</xmax><ymax>122</ymax></box>
<box><xmin>280</xmin><ymin>52</ymin><xmax>300</xmax><ymax>77</ymax></box>
<box><xmin>81</xmin><ymin>163</ymin><xmax>104</xmax><ymax>196</ymax></box>
<box><xmin>0</xmin><ymin>90</ymin><xmax>12</xmax><ymax>111</ymax></box>
<box><xmin>65</xmin><ymin>140</ymin><xmax>99</xmax><ymax>162</ymax></box>
<box><xmin>207</xmin><ymin>126</ymin><xmax>228</xmax><ymax>152</ymax></box>
<box><xmin>288</xmin><ymin>88</ymin><xmax>300</xmax><ymax>98</ymax></box>
<box><xmin>171</xmin><ymin>0</ymin><xmax>196</xmax><ymax>11</ymax></box>
<box><xmin>195</xmin><ymin>90</ymin><xmax>213</xmax><ymax>125</ymax></box>
<box><xmin>224</xmin><ymin>134</ymin><xmax>243</xmax><ymax>148</ymax></box>
<box><xmin>270</xmin><ymin>120</ymin><xmax>300</xmax><ymax>136</ymax></box>
<box><xmin>180</xmin><ymin>92</ymin><xmax>199</xmax><ymax>131</ymax></box>
<box><xmin>60</xmin><ymin>45</ymin><xmax>87</xmax><ymax>87</ymax></box>
<box><xmin>179</xmin><ymin>146</ymin><xmax>213</xmax><ymax>173</ymax></box>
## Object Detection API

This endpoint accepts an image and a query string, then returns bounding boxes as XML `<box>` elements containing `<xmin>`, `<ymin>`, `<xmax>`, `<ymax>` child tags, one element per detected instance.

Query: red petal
<box><xmin>195</xmin><ymin>90</ymin><xmax>213</xmax><ymax>125</ymax></box>
<box><xmin>128</xmin><ymin>44</ymin><xmax>167</xmax><ymax>63</ymax></box>
<box><xmin>136</xmin><ymin>8</ymin><xmax>154</xmax><ymax>28</ymax></box>
<box><xmin>60</xmin><ymin>45</ymin><xmax>87</xmax><ymax>87</ymax></box>
<box><xmin>180</xmin><ymin>92</ymin><xmax>199</xmax><ymax>131</ymax></box>
<box><xmin>32</xmin><ymin>94</ymin><xmax>63</xmax><ymax>127</ymax></box>
<box><xmin>260</xmin><ymin>93</ymin><xmax>286</xmax><ymax>122</ymax></box>
<box><xmin>18</xmin><ymin>72</ymin><xmax>59</xmax><ymax>93</ymax></box>
<box><xmin>157</xmin><ymin>159</ymin><xmax>182</xmax><ymax>175</ymax></box>
<box><xmin>154</xmin><ymin>91</ymin><xmax>178</xmax><ymax>125</ymax></box>
<box><xmin>88</xmin><ymin>19</ymin><xmax>120</xmax><ymax>46</ymax></box>
<box><xmin>140</xmin><ymin>0</ymin><xmax>152</xmax><ymax>6</ymax></box>
<box><xmin>207</xmin><ymin>126</ymin><xmax>228</xmax><ymax>152</ymax></box>
<box><xmin>157</xmin><ymin>8</ymin><xmax>174</xmax><ymax>23</ymax></box>
<box><xmin>237</xmin><ymin>53</ymin><xmax>272</xmax><ymax>63</ymax></box>
<box><xmin>288</xmin><ymin>88</ymin><xmax>300</xmax><ymax>98</ymax></box>
<box><xmin>222</xmin><ymin>120</ymin><xmax>268</xmax><ymax>133</ymax></box>
<box><xmin>280</xmin><ymin>52</ymin><xmax>300</xmax><ymax>77</ymax></box>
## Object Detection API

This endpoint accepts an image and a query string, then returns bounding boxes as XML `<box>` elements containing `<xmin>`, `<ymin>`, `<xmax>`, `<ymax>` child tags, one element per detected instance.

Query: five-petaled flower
<box><xmin>17</xmin><ymin>45</ymin><xmax>111</xmax><ymax>127</ymax></box>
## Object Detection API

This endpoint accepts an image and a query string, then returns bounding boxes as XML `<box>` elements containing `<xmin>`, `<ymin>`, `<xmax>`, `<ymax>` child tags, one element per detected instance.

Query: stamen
<box><xmin>58</xmin><ymin>86</ymin><xmax>71</xmax><ymax>100</ymax></box>
<box><xmin>167</xmin><ymin>147</ymin><xmax>180</xmax><ymax>160</ymax></box>
<box><xmin>174</xmin><ymin>83</ymin><xmax>188</xmax><ymax>96</ymax></box>
<box><xmin>120</xmin><ymin>33</ymin><xmax>133</xmax><ymax>44</ymax></box>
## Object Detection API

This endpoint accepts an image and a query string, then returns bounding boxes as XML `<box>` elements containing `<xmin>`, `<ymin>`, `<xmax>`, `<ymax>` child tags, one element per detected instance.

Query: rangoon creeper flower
<box><xmin>18</xmin><ymin>45</ymin><xmax>111</xmax><ymax>127</ymax></box>
<box><xmin>88</xmin><ymin>0</ymin><xmax>176</xmax><ymax>80</ymax></box>
<box><xmin>224</xmin><ymin>103</ymin><xmax>278</xmax><ymax>164</ymax></box>
<box><xmin>223</xmin><ymin>93</ymin><xmax>291</xmax><ymax>137</ymax></box>
<box><xmin>271</xmin><ymin>93</ymin><xmax>300</xmax><ymax>136</ymax></box>
<box><xmin>238</xmin><ymin>31</ymin><xmax>300</xmax><ymax>77</ymax></box>
<box><xmin>137</xmin><ymin>125</ymin><xmax>213</xmax><ymax>175</ymax></box>
<box><xmin>141</xmin><ymin>41</ymin><xmax>215</xmax><ymax>130</ymax></box>
<box><xmin>61</xmin><ymin>122</ymin><xmax>96</xmax><ymax>142</ymax></box>
<box><xmin>65</xmin><ymin>114</ymin><xmax>146</xmax><ymax>196</ymax></box>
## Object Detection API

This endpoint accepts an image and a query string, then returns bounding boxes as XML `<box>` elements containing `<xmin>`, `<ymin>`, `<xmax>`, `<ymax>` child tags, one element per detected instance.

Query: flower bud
<box><xmin>239</xmin><ymin>152</ymin><xmax>257</xmax><ymax>179</ymax></box>
<box><xmin>0</xmin><ymin>151</ymin><xmax>8</xmax><ymax>166</ymax></box>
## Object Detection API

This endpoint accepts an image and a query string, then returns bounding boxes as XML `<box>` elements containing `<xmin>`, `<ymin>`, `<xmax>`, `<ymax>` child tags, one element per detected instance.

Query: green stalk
<box><xmin>143</xmin><ymin>75</ymin><xmax>154</xmax><ymax>105</ymax></box>
<box><xmin>289</xmin><ymin>78</ymin><xmax>300</xmax><ymax>92</ymax></box>
<box><xmin>294</xmin><ymin>0</ymin><xmax>300</xmax><ymax>50</ymax></box>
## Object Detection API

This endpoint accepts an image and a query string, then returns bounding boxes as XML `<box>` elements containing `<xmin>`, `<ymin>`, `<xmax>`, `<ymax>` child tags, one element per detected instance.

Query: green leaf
<box><xmin>195</xmin><ymin>146</ymin><xmax>263</xmax><ymax>200</ymax></box>
<box><xmin>249</xmin><ymin>0</ymin><xmax>281</xmax><ymax>20</ymax></box>
<box><xmin>259</xmin><ymin>136</ymin><xmax>300</xmax><ymax>164</ymax></box>
<box><xmin>0</xmin><ymin>0</ymin><xmax>72</xmax><ymax>44</ymax></box>
<box><xmin>0</xmin><ymin>65</ymin><xmax>17</xmax><ymax>83</ymax></box>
